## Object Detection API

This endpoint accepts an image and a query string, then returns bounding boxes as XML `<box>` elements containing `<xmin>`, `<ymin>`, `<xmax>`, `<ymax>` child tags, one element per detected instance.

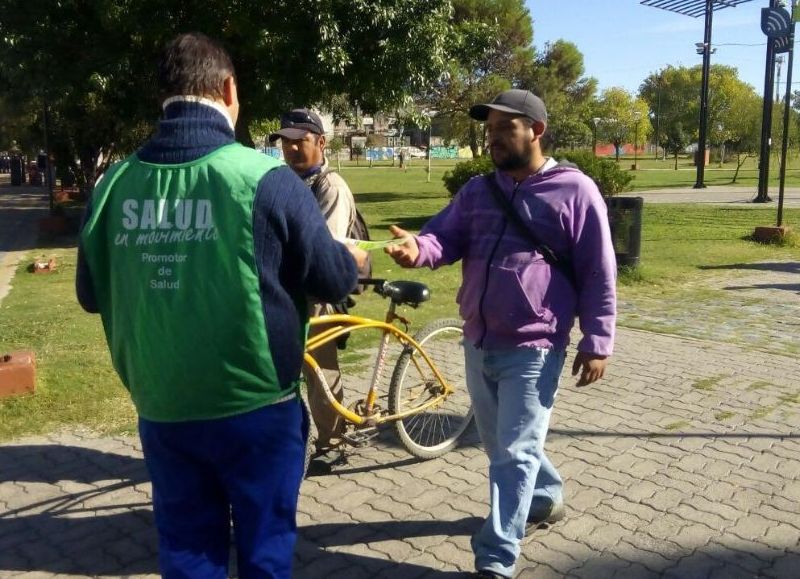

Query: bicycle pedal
<box><xmin>342</xmin><ymin>427</ymin><xmax>379</xmax><ymax>447</ymax></box>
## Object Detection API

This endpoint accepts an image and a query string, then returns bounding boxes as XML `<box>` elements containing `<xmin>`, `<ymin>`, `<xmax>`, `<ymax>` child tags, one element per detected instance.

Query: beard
<box><xmin>490</xmin><ymin>144</ymin><xmax>533</xmax><ymax>172</ymax></box>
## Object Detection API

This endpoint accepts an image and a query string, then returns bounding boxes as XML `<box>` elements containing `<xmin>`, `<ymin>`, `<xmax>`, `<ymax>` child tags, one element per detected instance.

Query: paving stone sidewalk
<box><xmin>1</xmin><ymin>182</ymin><xmax>799</xmax><ymax>578</ymax></box>
<box><xmin>1</xmin><ymin>324</ymin><xmax>798</xmax><ymax>578</ymax></box>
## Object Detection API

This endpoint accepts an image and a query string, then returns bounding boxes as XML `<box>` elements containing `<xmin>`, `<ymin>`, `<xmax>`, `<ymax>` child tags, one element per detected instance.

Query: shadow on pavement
<box><xmin>316</xmin><ymin>424</ymin><xmax>481</xmax><ymax>478</ymax></box>
<box><xmin>0</xmin><ymin>444</ymin><xmax>148</xmax><ymax>485</ymax></box>
<box><xmin>699</xmin><ymin>261</ymin><xmax>800</xmax><ymax>274</ymax></box>
<box><xmin>296</xmin><ymin>517</ymin><xmax>482</xmax><ymax>578</ymax></box>
<box><xmin>550</xmin><ymin>428</ymin><xmax>800</xmax><ymax>439</ymax></box>
<box><xmin>516</xmin><ymin>543</ymin><xmax>797</xmax><ymax>578</ymax></box>
<box><xmin>0</xmin><ymin>508</ymin><xmax>159</xmax><ymax>576</ymax></box>
<box><xmin>724</xmin><ymin>282</ymin><xmax>800</xmax><ymax>294</ymax></box>
<box><xmin>0</xmin><ymin>444</ymin><xmax>157</xmax><ymax>576</ymax></box>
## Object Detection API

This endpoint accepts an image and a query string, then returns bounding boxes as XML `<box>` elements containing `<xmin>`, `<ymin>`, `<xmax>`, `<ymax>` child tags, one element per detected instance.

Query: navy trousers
<box><xmin>138</xmin><ymin>398</ymin><xmax>307</xmax><ymax>579</ymax></box>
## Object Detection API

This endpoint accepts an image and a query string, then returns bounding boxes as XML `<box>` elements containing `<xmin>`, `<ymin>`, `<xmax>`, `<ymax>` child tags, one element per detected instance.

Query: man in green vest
<box><xmin>77</xmin><ymin>32</ymin><xmax>360</xmax><ymax>579</ymax></box>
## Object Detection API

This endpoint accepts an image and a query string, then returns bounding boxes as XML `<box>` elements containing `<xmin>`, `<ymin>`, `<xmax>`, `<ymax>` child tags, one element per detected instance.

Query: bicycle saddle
<box><xmin>381</xmin><ymin>281</ymin><xmax>430</xmax><ymax>306</ymax></box>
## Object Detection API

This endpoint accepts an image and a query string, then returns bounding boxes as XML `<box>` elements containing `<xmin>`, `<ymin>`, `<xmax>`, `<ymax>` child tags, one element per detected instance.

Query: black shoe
<box><xmin>525</xmin><ymin>497</ymin><xmax>565</xmax><ymax>533</ymax></box>
<box><xmin>473</xmin><ymin>571</ymin><xmax>507</xmax><ymax>579</ymax></box>
<box><xmin>306</xmin><ymin>449</ymin><xmax>347</xmax><ymax>476</ymax></box>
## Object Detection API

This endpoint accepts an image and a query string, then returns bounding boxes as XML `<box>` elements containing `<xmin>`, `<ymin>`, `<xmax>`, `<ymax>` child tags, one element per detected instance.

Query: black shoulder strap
<box><xmin>485</xmin><ymin>172</ymin><xmax>578</xmax><ymax>290</ymax></box>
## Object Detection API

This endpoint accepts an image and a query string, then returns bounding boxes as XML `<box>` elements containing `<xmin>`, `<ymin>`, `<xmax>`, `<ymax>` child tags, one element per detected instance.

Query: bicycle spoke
<box><xmin>389</xmin><ymin>319</ymin><xmax>473</xmax><ymax>459</ymax></box>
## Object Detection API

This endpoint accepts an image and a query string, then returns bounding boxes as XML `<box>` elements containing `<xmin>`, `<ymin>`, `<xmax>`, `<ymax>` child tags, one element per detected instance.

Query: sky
<box><xmin>526</xmin><ymin>0</ymin><xmax>793</xmax><ymax>97</ymax></box>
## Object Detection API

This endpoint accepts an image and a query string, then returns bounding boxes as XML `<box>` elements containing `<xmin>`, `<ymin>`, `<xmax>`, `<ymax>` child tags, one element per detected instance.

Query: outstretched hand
<box><xmin>571</xmin><ymin>352</ymin><xmax>608</xmax><ymax>387</ymax></box>
<box><xmin>384</xmin><ymin>225</ymin><xmax>419</xmax><ymax>268</ymax></box>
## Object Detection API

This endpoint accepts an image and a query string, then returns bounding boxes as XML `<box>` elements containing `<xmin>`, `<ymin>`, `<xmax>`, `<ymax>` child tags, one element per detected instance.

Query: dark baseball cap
<box><xmin>269</xmin><ymin>108</ymin><xmax>325</xmax><ymax>142</ymax></box>
<box><xmin>469</xmin><ymin>89</ymin><xmax>547</xmax><ymax>126</ymax></box>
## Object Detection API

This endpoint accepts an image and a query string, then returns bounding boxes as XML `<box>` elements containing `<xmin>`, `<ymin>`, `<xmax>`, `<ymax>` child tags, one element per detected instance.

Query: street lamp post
<box><xmin>693</xmin><ymin>8</ymin><xmax>717</xmax><ymax>190</ymax></box>
<box><xmin>633</xmin><ymin>111</ymin><xmax>641</xmax><ymax>170</ymax></box>
<box><xmin>655</xmin><ymin>71</ymin><xmax>662</xmax><ymax>160</ymax></box>
<box><xmin>592</xmin><ymin>117</ymin><xmax>600</xmax><ymax>157</ymax></box>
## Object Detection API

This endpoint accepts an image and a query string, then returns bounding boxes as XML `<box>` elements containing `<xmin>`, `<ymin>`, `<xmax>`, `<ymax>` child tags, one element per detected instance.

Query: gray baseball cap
<box><xmin>469</xmin><ymin>89</ymin><xmax>548</xmax><ymax>125</ymax></box>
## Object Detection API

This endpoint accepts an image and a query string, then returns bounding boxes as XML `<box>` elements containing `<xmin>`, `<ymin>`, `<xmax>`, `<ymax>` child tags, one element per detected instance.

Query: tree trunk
<box><xmin>78</xmin><ymin>146</ymin><xmax>100</xmax><ymax>191</ymax></box>
<box><xmin>733</xmin><ymin>153</ymin><xmax>752</xmax><ymax>184</ymax></box>
<box><xmin>235</xmin><ymin>110</ymin><xmax>255</xmax><ymax>148</ymax></box>
<box><xmin>469</xmin><ymin>122</ymin><xmax>479</xmax><ymax>159</ymax></box>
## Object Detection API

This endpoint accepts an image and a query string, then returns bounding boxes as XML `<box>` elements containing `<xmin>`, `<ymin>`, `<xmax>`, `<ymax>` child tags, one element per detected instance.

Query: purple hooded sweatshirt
<box><xmin>414</xmin><ymin>166</ymin><xmax>616</xmax><ymax>356</ymax></box>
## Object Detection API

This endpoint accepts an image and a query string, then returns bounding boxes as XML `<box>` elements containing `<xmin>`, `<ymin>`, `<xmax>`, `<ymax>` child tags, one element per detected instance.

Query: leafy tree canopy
<box><xmin>594</xmin><ymin>87</ymin><xmax>650</xmax><ymax>161</ymax></box>
<box><xmin>520</xmin><ymin>40</ymin><xmax>597</xmax><ymax>153</ymax></box>
<box><xmin>422</xmin><ymin>0</ymin><xmax>535</xmax><ymax>156</ymax></box>
<box><xmin>0</xmin><ymin>0</ymin><xmax>453</xmax><ymax>182</ymax></box>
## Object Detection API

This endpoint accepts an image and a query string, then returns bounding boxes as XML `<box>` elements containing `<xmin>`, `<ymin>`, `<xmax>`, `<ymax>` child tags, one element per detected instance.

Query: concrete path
<box><xmin>0</xmin><ymin>182</ymin><xmax>798</xmax><ymax>578</ymax></box>
<box><xmin>629</xmin><ymin>183</ymin><xmax>800</xmax><ymax>207</ymax></box>
<box><xmin>0</xmin><ymin>175</ymin><xmax>50</xmax><ymax>304</ymax></box>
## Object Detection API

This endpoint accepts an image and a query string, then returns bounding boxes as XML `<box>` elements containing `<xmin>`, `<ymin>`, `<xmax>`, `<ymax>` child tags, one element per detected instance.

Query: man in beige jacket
<box><xmin>270</xmin><ymin>109</ymin><xmax>363</xmax><ymax>472</ymax></box>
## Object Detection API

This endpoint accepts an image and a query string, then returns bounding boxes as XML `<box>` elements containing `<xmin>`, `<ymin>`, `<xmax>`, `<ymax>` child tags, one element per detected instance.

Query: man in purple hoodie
<box><xmin>386</xmin><ymin>89</ymin><xmax>616</xmax><ymax>578</ymax></box>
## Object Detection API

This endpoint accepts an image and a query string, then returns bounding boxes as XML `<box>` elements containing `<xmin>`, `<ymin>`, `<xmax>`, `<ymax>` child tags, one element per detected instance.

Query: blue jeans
<box><xmin>465</xmin><ymin>343</ymin><xmax>566</xmax><ymax>578</ymax></box>
<box><xmin>139</xmin><ymin>398</ymin><xmax>308</xmax><ymax>579</ymax></box>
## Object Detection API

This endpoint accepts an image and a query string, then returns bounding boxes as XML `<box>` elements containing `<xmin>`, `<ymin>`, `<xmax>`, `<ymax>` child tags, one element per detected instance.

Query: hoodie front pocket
<box><xmin>482</xmin><ymin>262</ymin><xmax>555</xmax><ymax>336</ymax></box>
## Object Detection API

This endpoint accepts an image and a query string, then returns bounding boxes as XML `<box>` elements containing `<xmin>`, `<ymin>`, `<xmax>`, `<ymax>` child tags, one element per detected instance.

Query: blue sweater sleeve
<box><xmin>252</xmin><ymin>166</ymin><xmax>358</xmax><ymax>387</ymax></box>
<box><xmin>254</xmin><ymin>166</ymin><xmax>357</xmax><ymax>302</ymax></box>
<box><xmin>76</xmin><ymin>200</ymin><xmax>99</xmax><ymax>313</ymax></box>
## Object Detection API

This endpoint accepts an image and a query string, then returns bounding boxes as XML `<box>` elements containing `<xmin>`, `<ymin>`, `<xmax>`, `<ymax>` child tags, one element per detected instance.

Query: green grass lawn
<box><xmin>1</xmin><ymin>164</ymin><xmax>799</xmax><ymax>441</ymax></box>
<box><xmin>335</xmin><ymin>150</ymin><xmax>800</xmax><ymax>190</ymax></box>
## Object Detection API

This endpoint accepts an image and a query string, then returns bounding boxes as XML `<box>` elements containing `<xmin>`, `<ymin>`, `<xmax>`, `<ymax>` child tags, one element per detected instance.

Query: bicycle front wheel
<box><xmin>388</xmin><ymin>318</ymin><xmax>473</xmax><ymax>459</ymax></box>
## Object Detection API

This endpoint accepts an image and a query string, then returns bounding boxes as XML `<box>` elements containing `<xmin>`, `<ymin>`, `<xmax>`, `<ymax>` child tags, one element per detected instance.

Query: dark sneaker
<box><xmin>525</xmin><ymin>497</ymin><xmax>565</xmax><ymax>533</ymax></box>
<box><xmin>473</xmin><ymin>572</ymin><xmax>507</xmax><ymax>579</ymax></box>
<box><xmin>306</xmin><ymin>448</ymin><xmax>347</xmax><ymax>476</ymax></box>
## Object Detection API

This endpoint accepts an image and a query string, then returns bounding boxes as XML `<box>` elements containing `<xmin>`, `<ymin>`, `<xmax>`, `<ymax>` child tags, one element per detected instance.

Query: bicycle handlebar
<box><xmin>358</xmin><ymin>278</ymin><xmax>387</xmax><ymax>288</ymax></box>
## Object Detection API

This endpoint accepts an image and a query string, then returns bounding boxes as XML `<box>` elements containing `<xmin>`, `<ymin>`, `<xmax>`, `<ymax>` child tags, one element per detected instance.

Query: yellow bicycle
<box><xmin>304</xmin><ymin>279</ymin><xmax>473</xmax><ymax>459</ymax></box>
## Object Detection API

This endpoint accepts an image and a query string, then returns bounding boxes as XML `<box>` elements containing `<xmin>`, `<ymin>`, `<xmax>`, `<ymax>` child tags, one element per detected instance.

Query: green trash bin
<box><xmin>606</xmin><ymin>196</ymin><xmax>643</xmax><ymax>267</ymax></box>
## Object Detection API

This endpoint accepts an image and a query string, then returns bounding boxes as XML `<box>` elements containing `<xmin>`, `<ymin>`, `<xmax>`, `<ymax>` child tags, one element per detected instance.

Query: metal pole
<box><xmin>756</xmin><ymin>0</ymin><xmax>780</xmax><ymax>203</ymax></box>
<box><xmin>42</xmin><ymin>98</ymin><xmax>54</xmax><ymax>213</ymax></box>
<box><xmin>426</xmin><ymin>121</ymin><xmax>431</xmax><ymax>183</ymax></box>
<box><xmin>777</xmin><ymin>2</ymin><xmax>795</xmax><ymax>226</ymax></box>
<box><xmin>655</xmin><ymin>73</ymin><xmax>662</xmax><ymax>160</ymax></box>
<box><xmin>694</xmin><ymin>0</ymin><xmax>714</xmax><ymax>189</ymax></box>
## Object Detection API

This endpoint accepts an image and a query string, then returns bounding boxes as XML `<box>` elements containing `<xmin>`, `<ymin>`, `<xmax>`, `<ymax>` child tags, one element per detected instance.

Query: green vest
<box><xmin>81</xmin><ymin>143</ymin><xmax>298</xmax><ymax>422</ymax></box>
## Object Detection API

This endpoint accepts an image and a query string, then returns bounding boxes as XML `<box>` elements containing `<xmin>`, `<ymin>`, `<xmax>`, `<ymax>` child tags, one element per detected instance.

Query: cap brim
<box><xmin>268</xmin><ymin>128</ymin><xmax>311</xmax><ymax>142</ymax></box>
<box><xmin>469</xmin><ymin>103</ymin><xmax>528</xmax><ymax>121</ymax></box>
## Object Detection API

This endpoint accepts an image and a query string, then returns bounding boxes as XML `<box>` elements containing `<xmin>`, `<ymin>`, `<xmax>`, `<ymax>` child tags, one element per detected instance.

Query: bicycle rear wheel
<box><xmin>388</xmin><ymin>318</ymin><xmax>473</xmax><ymax>459</ymax></box>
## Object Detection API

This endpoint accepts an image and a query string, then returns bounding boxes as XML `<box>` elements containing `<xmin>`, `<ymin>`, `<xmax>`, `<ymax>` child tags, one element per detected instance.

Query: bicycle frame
<box><xmin>304</xmin><ymin>300</ymin><xmax>455</xmax><ymax>427</ymax></box>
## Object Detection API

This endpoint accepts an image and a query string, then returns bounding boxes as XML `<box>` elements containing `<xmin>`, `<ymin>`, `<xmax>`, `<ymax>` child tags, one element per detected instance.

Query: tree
<box><xmin>720</xmin><ymin>83</ymin><xmax>762</xmax><ymax>182</ymax></box>
<box><xmin>0</xmin><ymin>0</ymin><xmax>453</xmax><ymax>186</ymax></box>
<box><xmin>327</xmin><ymin>136</ymin><xmax>345</xmax><ymax>172</ymax></box>
<box><xmin>249</xmin><ymin>118</ymin><xmax>280</xmax><ymax>151</ymax></box>
<box><xmin>639</xmin><ymin>66</ymin><xmax>700</xmax><ymax>149</ymax></box>
<box><xmin>639</xmin><ymin>64</ymin><xmax>760</xmax><ymax>173</ymax></box>
<box><xmin>594</xmin><ymin>88</ymin><xmax>650</xmax><ymax>162</ymax></box>
<box><xmin>663</xmin><ymin>122</ymin><xmax>688</xmax><ymax>170</ymax></box>
<box><xmin>519</xmin><ymin>40</ymin><xmax>597</xmax><ymax>154</ymax></box>
<box><xmin>423</xmin><ymin>0</ymin><xmax>536</xmax><ymax>157</ymax></box>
